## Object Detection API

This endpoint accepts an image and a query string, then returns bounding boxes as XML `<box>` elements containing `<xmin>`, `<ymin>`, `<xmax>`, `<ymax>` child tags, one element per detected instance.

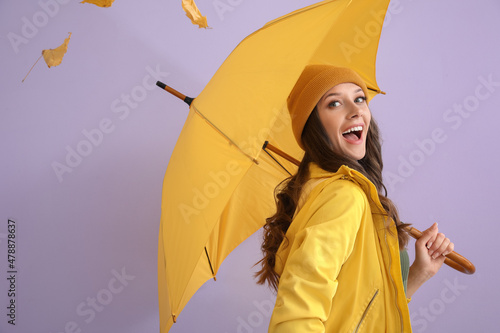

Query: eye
<box><xmin>355</xmin><ymin>96</ymin><xmax>367</xmax><ymax>103</ymax></box>
<box><xmin>328</xmin><ymin>100</ymin><xmax>341</xmax><ymax>107</ymax></box>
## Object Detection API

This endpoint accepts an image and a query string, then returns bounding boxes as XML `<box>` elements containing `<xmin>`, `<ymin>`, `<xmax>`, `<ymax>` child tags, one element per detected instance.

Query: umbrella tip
<box><xmin>156</xmin><ymin>81</ymin><xmax>167</xmax><ymax>90</ymax></box>
<box><xmin>156</xmin><ymin>80</ymin><xmax>194</xmax><ymax>106</ymax></box>
<box><xmin>367</xmin><ymin>87</ymin><xmax>386</xmax><ymax>95</ymax></box>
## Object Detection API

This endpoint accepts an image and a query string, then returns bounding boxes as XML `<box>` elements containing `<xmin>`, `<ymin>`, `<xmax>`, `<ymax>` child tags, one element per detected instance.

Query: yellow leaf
<box><xmin>42</xmin><ymin>32</ymin><xmax>72</xmax><ymax>68</ymax></box>
<box><xmin>182</xmin><ymin>0</ymin><xmax>209</xmax><ymax>29</ymax></box>
<box><xmin>80</xmin><ymin>0</ymin><xmax>115</xmax><ymax>7</ymax></box>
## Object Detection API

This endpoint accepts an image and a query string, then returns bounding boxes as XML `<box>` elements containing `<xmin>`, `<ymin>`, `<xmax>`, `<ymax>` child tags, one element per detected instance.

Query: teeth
<box><xmin>342</xmin><ymin>126</ymin><xmax>363</xmax><ymax>134</ymax></box>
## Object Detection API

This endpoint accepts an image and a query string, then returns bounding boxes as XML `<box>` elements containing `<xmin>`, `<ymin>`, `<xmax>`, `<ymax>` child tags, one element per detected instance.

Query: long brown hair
<box><xmin>255</xmin><ymin>108</ymin><xmax>410</xmax><ymax>291</ymax></box>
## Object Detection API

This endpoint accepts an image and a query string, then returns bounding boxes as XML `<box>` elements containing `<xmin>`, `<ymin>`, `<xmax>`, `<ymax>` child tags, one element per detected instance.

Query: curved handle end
<box><xmin>406</xmin><ymin>226</ymin><xmax>476</xmax><ymax>275</ymax></box>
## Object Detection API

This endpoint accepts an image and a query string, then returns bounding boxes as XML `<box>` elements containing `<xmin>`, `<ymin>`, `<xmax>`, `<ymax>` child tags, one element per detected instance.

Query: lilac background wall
<box><xmin>1</xmin><ymin>1</ymin><xmax>498</xmax><ymax>332</ymax></box>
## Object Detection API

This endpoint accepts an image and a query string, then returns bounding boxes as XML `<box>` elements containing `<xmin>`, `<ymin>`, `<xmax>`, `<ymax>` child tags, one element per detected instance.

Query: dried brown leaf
<box><xmin>80</xmin><ymin>0</ymin><xmax>115</xmax><ymax>7</ymax></box>
<box><xmin>42</xmin><ymin>32</ymin><xmax>72</xmax><ymax>68</ymax></box>
<box><xmin>182</xmin><ymin>0</ymin><xmax>209</xmax><ymax>28</ymax></box>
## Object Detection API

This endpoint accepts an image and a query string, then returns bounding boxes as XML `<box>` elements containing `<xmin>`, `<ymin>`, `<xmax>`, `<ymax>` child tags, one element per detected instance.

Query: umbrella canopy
<box><xmin>158</xmin><ymin>0</ymin><xmax>390</xmax><ymax>331</ymax></box>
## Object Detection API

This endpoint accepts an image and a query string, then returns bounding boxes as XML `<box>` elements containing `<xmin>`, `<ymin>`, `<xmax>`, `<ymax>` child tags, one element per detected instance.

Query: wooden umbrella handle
<box><xmin>405</xmin><ymin>226</ymin><xmax>476</xmax><ymax>275</ymax></box>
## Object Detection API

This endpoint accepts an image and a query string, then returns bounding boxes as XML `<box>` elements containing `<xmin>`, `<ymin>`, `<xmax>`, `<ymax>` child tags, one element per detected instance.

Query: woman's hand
<box><xmin>406</xmin><ymin>223</ymin><xmax>454</xmax><ymax>298</ymax></box>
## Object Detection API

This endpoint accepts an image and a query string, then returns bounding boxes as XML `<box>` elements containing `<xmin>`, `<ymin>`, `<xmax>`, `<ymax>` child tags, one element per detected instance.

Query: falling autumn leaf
<box><xmin>42</xmin><ymin>32</ymin><xmax>72</xmax><ymax>68</ymax></box>
<box><xmin>182</xmin><ymin>0</ymin><xmax>209</xmax><ymax>29</ymax></box>
<box><xmin>80</xmin><ymin>0</ymin><xmax>115</xmax><ymax>7</ymax></box>
<box><xmin>22</xmin><ymin>32</ymin><xmax>72</xmax><ymax>82</ymax></box>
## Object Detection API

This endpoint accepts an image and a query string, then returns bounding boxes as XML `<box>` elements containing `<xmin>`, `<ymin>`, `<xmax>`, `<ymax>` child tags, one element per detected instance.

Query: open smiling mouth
<box><xmin>342</xmin><ymin>126</ymin><xmax>363</xmax><ymax>141</ymax></box>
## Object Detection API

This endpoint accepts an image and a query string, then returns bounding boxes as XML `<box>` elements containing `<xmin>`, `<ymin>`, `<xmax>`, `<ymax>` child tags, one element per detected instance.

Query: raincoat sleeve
<box><xmin>269</xmin><ymin>180</ymin><xmax>366</xmax><ymax>333</ymax></box>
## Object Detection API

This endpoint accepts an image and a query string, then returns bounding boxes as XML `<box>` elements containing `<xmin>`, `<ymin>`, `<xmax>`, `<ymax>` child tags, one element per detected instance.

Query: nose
<box><xmin>347</xmin><ymin>102</ymin><xmax>364</xmax><ymax>119</ymax></box>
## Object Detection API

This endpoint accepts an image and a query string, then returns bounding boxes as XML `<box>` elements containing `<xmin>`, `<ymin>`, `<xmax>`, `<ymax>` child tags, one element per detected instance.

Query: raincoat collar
<box><xmin>308</xmin><ymin>163</ymin><xmax>386</xmax><ymax>215</ymax></box>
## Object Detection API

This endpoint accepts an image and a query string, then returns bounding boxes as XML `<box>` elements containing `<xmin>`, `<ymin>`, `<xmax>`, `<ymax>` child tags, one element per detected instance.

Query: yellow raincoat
<box><xmin>269</xmin><ymin>163</ymin><xmax>412</xmax><ymax>332</ymax></box>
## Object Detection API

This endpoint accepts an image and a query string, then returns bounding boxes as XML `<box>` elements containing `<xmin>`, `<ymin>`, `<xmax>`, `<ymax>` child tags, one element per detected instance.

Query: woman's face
<box><xmin>316</xmin><ymin>83</ymin><xmax>371</xmax><ymax>160</ymax></box>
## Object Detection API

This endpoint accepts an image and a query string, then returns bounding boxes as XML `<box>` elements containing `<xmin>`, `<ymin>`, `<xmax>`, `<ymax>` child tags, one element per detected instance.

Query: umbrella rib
<box><xmin>262</xmin><ymin>145</ymin><xmax>292</xmax><ymax>176</ymax></box>
<box><xmin>192</xmin><ymin>104</ymin><xmax>259</xmax><ymax>165</ymax></box>
<box><xmin>204</xmin><ymin>246</ymin><xmax>217</xmax><ymax>281</ymax></box>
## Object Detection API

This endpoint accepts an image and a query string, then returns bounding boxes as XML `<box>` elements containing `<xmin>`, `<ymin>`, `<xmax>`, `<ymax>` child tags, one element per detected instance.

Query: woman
<box><xmin>255</xmin><ymin>65</ymin><xmax>454</xmax><ymax>332</ymax></box>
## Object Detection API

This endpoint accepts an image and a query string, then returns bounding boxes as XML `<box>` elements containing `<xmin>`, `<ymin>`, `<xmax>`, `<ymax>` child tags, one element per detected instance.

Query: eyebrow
<box><xmin>322</xmin><ymin>88</ymin><xmax>364</xmax><ymax>101</ymax></box>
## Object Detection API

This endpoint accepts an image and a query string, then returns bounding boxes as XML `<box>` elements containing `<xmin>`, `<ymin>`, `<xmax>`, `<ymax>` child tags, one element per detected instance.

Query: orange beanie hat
<box><xmin>287</xmin><ymin>65</ymin><xmax>369</xmax><ymax>149</ymax></box>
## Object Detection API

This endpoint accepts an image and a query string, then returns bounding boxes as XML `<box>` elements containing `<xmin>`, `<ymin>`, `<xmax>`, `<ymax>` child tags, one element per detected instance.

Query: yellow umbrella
<box><xmin>158</xmin><ymin>0</ymin><xmax>390</xmax><ymax>331</ymax></box>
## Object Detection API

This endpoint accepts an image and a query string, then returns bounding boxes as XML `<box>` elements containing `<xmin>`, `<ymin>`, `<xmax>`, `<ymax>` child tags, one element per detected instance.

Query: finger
<box><xmin>428</xmin><ymin>233</ymin><xmax>445</xmax><ymax>256</ymax></box>
<box><xmin>433</xmin><ymin>253</ymin><xmax>447</xmax><ymax>265</ymax></box>
<box><xmin>417</xmin><ymin>223</ymin><xmax>438</xmax><ymax>249</ymax></box>
<box><xmin>431</xmin><ymin>236</ymin><xmax>450</xmax><ymax>259</ymax></box>
<box><xmin>442</xmin><ymin>241</ymin><xmax>455</xmax><ymax>257</ymax></box>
